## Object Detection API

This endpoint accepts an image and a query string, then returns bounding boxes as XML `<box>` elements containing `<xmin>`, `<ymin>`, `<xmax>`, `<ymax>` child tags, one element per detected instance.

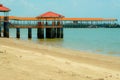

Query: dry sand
<box><xmin>0</xmin><ymin>38</ymin><xmax>120</xmax><ymax>80</ymax></box>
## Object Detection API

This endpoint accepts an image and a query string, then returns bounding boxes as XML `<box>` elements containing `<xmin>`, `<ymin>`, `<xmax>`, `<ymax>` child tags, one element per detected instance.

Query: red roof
<box><xmin>0</xmin><ymin>4</ymin><xmax>10</xmax><ymax>12</ymax></box>
<box><xmin>37</xmin><ymin>11</ymin><xmax>64</xmax><ymax>18</ymax></box>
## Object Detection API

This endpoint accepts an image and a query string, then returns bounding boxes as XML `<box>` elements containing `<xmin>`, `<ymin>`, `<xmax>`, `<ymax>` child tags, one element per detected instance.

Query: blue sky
<box><xmin>0</xmin><ymin>0</ymin><xmax>120</xmax><ymax>22</ymax></box>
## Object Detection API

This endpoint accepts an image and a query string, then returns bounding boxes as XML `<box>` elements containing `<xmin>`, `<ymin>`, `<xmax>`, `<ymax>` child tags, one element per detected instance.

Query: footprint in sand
<box><xmin>109</xmin><ymin>74</ymin><xmax>112</xmax><ymax>78</ymax></box>
<box><xmin>0</xmin><ymin>52</ymin><xmax>3</xmax><ymax>54</ymax></box>
<box><xmin>116</xmin><ymin>74</ymin><xmax>119</xmax><ymax>79</ymax></box>
<box><xmin>0</xmin><ymin>50</ymin><xmax>4</xmax><ymax>53</ymax></box>
<box><xmin>86</xmin><ymin>75</ymin><xmax>92</xmax><ymax>79</ymax></box>
<box><xmin>0</xmin><ymin>50</ymin><xmax>7</xmax><ymax>54</ymax></box>
<box><xmin>116</xmin><ymin>74</ymin><xmax>119</xmax><ymax>76</ymax></box>
<box><xmin>65</xmin><ymin>61</ymin><xmax>71</xmax><ymax>65</ymax></box>
<box><xmin>19</xmin><ymin>56</ymin><xmax>22</xmax><ymax>58</ymax></box>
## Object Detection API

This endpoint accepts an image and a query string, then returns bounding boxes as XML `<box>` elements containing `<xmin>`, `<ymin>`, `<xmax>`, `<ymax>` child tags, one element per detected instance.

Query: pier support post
<box><xmin>46</xmin><ymin>28</ymin><xmax>51</xmax><ymax>38</ymax></box>
<box><xmin>3</xmin><ymin>17</ymin><xmax>9</xmax><ymax>38</ymax></box>
<box><xmin>56</xmin><ymin>28</ymin><xmax>63</xmax><ymax>38</ymax></box>
<box><xmin>60</xmin><ymin>28</ymin><xmax>63</xmax><ymax>38</ymax></box>
<box><xmin>37</xmin><ymin>28</ymin><xmax>44</xmax><ymax>39</ymax></box>
<box><xmin>28</xmin><ymin>28</ymin><xmax>32</xmax><ymax>38</ymax></box>
<box><xmin>51</xmin><ymin>28</ymin><xmax>56</xmax><ymax>38</ymax></box>
<box><xmin>57</xmin><ymin>28</ymin><xmax>61</xmax><ymax>38</ymax></box>
<box><xmin>54</xmin><ymin>28</ymin><xmax>57</xmax><ymax>38</ymax></box>
<box><xmin>0</xmin><ymin>18</ymin><xmax>1</xmax><ymax>37</ymax></box>
<box><xmin>16</xmin><ymin>28</ymin><xmax>20</xmax><ymax>38</ymax></box>
<box><xmin>0</xmin><ymin>27</ymin><xmax>1</xmax><ymax>37</ymax></box>
<box><xmin>46</xmin><ymin>28</ymin><xmax>56</xmax><ymax>39</ymax></box>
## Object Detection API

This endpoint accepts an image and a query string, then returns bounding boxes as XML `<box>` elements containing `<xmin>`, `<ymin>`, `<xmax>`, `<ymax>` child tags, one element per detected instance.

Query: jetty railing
<box><xmin>0</xmin><ymin>16</ymin><xmax>119</xmax><ymax>39</ymax></box>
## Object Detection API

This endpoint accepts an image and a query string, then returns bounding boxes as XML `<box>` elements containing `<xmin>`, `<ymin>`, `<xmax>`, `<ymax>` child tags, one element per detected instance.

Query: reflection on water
<box><xmin>36</xmin><ymin>39</ymin><xmax>64</xmax><ymax>47</ymax></box>
<box><xmin>10</xmin><ymin>28</ymin><xmax>120</xmax><ymax>56</ymax></box>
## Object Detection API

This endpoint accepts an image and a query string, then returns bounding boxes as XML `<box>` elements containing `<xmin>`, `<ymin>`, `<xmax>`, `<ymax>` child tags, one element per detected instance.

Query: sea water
<box><xmin>9</xmin><ymin>28</ymin><xmax>120</xmax><ymax>56</ymax></box>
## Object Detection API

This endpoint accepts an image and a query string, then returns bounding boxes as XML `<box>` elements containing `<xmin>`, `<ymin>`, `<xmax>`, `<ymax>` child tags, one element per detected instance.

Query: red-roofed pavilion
<box><xmin>0</xmin><ymin>4</ymin><xmax>11</xmax><ymax>38</ymax></box>
<box><xmin>37</xmin><ymin>11</ymin><xmax>64</xmax><ymax>27</ymax></box>
<box><xmin>0</xmin><ymin>4</ymin><xmax>10</xmax><ymax>12</ymax></box>
<box><xmin>0</xmin><ymin>4</ymin><xmax>10</xmax><ymax>17</ymax></box>
<box><xmin>36</xmin><ymin>11</ymin><xmax>64</xmax><ymax>39</ymax></box>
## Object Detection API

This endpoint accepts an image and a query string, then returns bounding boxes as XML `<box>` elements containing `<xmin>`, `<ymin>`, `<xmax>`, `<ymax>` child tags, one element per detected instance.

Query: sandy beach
<box><xmin>0</xmin><ymin>38</ymin><xmax>120</xmax><ymax>80</ymax></box>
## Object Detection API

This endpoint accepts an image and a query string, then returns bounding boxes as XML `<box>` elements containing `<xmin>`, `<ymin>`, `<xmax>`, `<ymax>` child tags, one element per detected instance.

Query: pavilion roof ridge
<box><xmin>0</xmin><ymin>4</ymin><xmax>10</xmax><ymax>12</ymax></box>
<box><xmin>37</xmin><ymin>11</ymin><xmax>64</xmax><ymax>18</ymax></box>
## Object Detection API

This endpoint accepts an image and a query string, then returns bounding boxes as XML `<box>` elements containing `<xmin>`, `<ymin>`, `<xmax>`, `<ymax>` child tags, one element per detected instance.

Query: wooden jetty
<box><xmin>0</xmin><ymin>5</ymin><xmax>64</xmax><ymax>39</ymax></box>
<box><xmin>0</xmin><ymin>4</ymin><xmax>119</xmax><ymax>39</ymax></box>
<box><xmin>0</xmin><ymin>4</ymin><xmax>10</xmax><ymax>38</ymax></box>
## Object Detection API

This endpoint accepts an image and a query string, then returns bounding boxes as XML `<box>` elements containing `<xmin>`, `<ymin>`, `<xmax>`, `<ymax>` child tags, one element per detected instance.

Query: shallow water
<box><xmin>9</xmin><ymin>28</ymin><xmax>120</xmax><ymax>56</ymax></box>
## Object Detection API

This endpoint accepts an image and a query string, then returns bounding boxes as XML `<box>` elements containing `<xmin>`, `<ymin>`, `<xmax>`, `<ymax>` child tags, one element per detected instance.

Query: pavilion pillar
<box><xmin>16</xmin><ymin>28</ymin><xmax>20</xmax><ymax>38</ymax></box>
<box><xmin>52</xmin><ymin>21</ymin><xmax>56</xmax><ymax>38</ymax></box>
<box><xmin>57</xmin><ymin>21</ymin><xmax>60</xmax><ymax>38</ymax></box>
<box><xmin>37</xmin><ymin>21</ymin><xmax>44</xmax><ymax>39</ymax></box>
<box><xmin>3</xmin><ymin>17</ymin><xmax>9</xmax><ymax>38</ymax></box>
<box><xmin>28</xmin><ymin>28</ymin><xmax>32</xmax><ymax>38</ymax></box>
<box><xmin>45</xmin><ymin>21</ymin><xmax>56</xmax><ymax>39</ymax></box>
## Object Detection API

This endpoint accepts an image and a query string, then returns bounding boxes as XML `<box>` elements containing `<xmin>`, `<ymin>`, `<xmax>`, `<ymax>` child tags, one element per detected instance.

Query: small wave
<box><xmin>108</xmin><ymin>51</ymin><xmax>120</xmax><ymax>55</ymax></box>
<box><xmin>96</xmin><ymin>49</ymin><xmax>103</xmax><ymax>52</ymax></box>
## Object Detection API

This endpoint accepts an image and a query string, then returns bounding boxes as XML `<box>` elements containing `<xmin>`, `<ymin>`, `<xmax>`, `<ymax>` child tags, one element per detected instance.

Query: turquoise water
<box><xmin>9</xmin><ymin>28</ymin><xmax>120</xmax><ymax>56</ymax></box>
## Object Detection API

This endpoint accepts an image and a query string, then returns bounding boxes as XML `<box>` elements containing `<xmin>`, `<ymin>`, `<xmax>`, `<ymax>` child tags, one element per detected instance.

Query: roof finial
<box><xmin>0</xmin><ymin>4</ymin><xmax>3</xmax><ymax>7</ymax></box>
<box><xmin>0</xmin><ymin>0</ymin><xmax>4</xmax><ymax>6</ymax></box>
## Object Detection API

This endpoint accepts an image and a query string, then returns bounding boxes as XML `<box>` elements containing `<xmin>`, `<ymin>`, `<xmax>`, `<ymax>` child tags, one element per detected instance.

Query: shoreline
<box><xmin>9</xmin><ymin>28</ymin><xmax>120</xmax><ymax>57</ymax></box>
<box><xmin>0</xmin><ymin>38</ymin><xmax>120</xmax><ymax>80</ymax></box>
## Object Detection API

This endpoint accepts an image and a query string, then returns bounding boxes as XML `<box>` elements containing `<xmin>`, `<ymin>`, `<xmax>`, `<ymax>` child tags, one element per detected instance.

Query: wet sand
<box><xmin>0</xmin><ymin>38</ymin><xmax>120</xmax><ymax>80</ymax></box>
